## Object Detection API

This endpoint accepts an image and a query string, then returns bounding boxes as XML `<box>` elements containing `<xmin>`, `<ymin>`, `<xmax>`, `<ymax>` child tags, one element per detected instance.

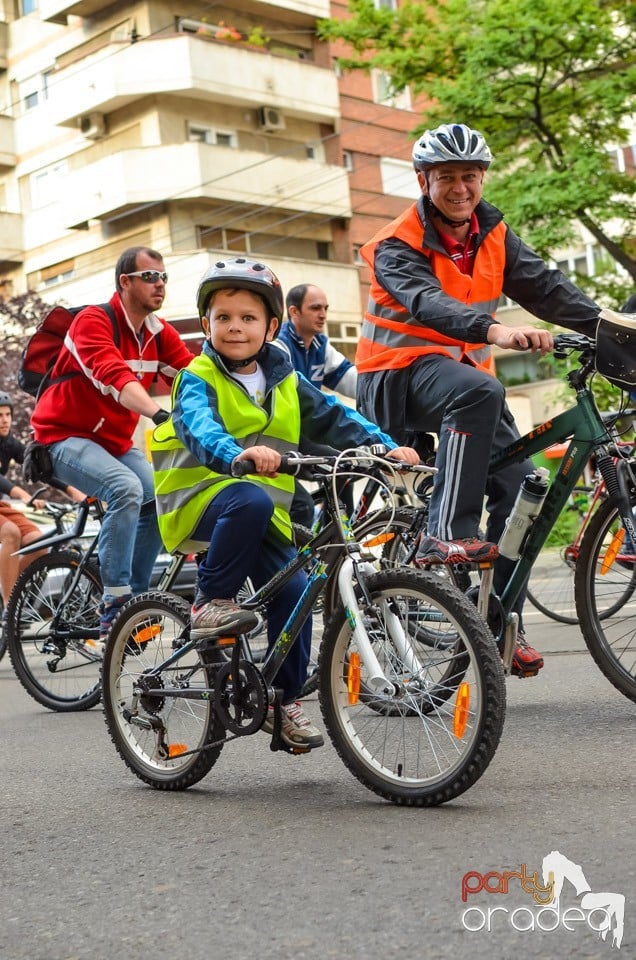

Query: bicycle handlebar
<box><xmin>230</xmin><ymin>451</ymin><xmax>436</xmax><ymax>479</ymax></box>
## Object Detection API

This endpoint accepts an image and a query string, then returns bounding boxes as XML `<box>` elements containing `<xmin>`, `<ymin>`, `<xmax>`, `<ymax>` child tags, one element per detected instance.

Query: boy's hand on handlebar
<box><xmin>487</xmin><ymin>323</ymin><xmax>553</xmax><ymax>355</ymax></box>
<box><xmin>386</xmin><ymin>446</ymin><xmax>421</xmax><ymax>465</ymax></box>
<box><xmin>236</xmin><ymin>446</ymin><xmax>281</xmax><ymax>477</ymax></box>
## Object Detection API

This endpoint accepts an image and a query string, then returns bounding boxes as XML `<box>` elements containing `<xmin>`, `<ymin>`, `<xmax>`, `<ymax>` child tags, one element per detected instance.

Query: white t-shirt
<box><xmin>230</xmin><ymin>365</ymin><xmax>267</xmax><ymax>407</ymax></box>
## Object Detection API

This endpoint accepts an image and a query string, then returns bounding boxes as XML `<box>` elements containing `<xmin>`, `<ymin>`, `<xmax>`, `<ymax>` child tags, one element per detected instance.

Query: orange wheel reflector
<box><xmin>600</xmin><ymin>528</ymin><xmax>625</xmax><ymax>575</ymax></box>
<box><xmin>453</xmin><ymin>681</ymin><xmax>470</xmax><ymax>739</ymax></box>
<box><xmin>167</xmin><ymin>743</ymin><xmax>188</xmax><ymax>758</ymax></box>
<box><xmin>361</xmin><ymin>533</ymin><xmax>395</xmax><ymax>549</ymax></box>
<box><xmin>217</xmin><ymin>636</ymin><xmax>236</xmax><ymax>647</ymax></box>
<box><xmin>132</xmin><ymin>623</ymin><xmax>161</xmax><ymax>645</ymax></box>
<box><xmin>347</xmin><ymin>652</ymin><xmax>361</xmax><ymax>705</ymax></box>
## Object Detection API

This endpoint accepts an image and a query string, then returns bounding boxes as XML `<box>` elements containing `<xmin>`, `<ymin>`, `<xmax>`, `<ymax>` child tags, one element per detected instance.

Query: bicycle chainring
<box><xmin>214</xmin><ymin>660</ymin><xmax>268</xmax><ymax>736</ymax></box>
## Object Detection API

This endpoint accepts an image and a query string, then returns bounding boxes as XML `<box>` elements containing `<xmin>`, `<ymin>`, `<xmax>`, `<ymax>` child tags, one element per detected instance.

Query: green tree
<box><xmin>320</xmin><ymin>0</ymin><xmax>636</xmax><ymax>303</ymax></box>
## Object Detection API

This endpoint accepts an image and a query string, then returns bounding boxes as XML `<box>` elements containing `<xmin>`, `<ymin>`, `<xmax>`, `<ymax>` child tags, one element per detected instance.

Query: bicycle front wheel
<box><xmin>102</xmin><ymin>592</ymin><xmax>225</xmax><ymax>790</ymax></box>
<box><xmin>575</xmin><ymin>496</ymin><xmax>636</xmax><ymax>702</ymax></box>
<box><xmin>6</xmin><ymin>551</ymin><xmax>102</xmax><ymax>711</ymax></box>
<box><xmin>319</xmin><ymin>569</ymin><xmax>506</xmax><ymax>806</ymax></box>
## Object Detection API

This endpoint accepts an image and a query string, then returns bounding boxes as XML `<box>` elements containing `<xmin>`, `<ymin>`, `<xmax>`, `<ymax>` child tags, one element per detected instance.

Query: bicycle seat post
<box><xmin>501</xmin><ymin>612</ymin><xmax>519</xmax><ymax>676</ymax></box>
<box><xmin>476</xmin><ymin>564</ymin><xmax>494</xmax><ymax>622</ymax></box>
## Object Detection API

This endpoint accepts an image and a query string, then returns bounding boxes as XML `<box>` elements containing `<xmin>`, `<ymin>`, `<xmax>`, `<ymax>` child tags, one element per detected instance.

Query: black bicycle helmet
<box><xmin>0</xmin><ymin>390</ymin><xmax>13</xmax><ymax>411</ymax></box>
<box><xmin>196</xmin><ymin>257</ymin><xmax>284</xmax><ymax>332</ymax></box>
<box><xmin>413</xmin><ymin>123</ymin><xmax>493</xmax><ymax>171</ymax></box>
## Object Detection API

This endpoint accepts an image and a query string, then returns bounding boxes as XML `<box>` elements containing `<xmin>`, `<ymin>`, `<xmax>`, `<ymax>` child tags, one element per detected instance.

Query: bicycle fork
<box><xmin>337</xmin><ymin>556</ymin><xmax>422</xmax><ymax>695</ymax></box>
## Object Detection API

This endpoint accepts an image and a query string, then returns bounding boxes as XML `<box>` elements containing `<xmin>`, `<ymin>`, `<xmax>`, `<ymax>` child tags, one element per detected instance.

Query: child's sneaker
<box><xmin>190</xmin><ymin>598</ymin><xmax>258</xmax><ymax>640</ymax></box>
<box><xmin>262</xmin><ymin>701</ymin><xmax>324</xmax><ymax>749</ymax></box>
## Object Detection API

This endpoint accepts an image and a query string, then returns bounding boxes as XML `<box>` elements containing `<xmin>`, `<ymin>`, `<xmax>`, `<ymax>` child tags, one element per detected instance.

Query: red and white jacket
<box><xmin>32</xmin><ymin>291</ymin><xmax>194</xmax><ymax>456</ymax></box>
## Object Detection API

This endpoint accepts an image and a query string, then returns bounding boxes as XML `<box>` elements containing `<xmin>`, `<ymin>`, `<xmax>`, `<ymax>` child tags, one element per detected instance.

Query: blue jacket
<box><xmin>275</xmin><ymin>321</ymin><xmax>357</xmax><ymax>398</ymax></box>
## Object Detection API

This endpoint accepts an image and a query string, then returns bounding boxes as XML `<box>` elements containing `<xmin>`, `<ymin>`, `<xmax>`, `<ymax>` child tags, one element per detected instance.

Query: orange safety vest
<box><xmin>356</xmin><ymin>204</ymin><xmax>506</xmax><ymax>375</ymax></box>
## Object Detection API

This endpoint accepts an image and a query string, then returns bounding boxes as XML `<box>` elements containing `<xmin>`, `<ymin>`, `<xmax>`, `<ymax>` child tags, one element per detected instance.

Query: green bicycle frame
<box><xmin>490</xmin><ymin>386</ymin><xmax>613</xmax><ymax>616</ymax></box>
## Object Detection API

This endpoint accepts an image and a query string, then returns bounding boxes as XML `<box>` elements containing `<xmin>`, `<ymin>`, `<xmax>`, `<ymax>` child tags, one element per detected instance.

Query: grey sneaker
<box><xmin>262</xmin><ymin>701</ymin><xmax>324</xmax><ymax>749</ymax></box>
<box><xmin>190</xmin><ymin>598</ymin><xmax>259</xmax><ymax>640</ymax></box>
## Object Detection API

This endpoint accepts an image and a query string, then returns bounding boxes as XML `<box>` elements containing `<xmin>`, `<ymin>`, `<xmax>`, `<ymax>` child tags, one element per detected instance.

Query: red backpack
<box><xmin>18</xmin><ymin>302</ymin><xmax>117</xmax><ymax>398</ymax></box>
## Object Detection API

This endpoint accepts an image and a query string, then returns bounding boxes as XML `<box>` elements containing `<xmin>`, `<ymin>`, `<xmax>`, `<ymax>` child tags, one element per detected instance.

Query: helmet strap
<box><xmin>424</xmin><ymin>195</ymin><xmax>471</xmax><ymax>228</ymax></box>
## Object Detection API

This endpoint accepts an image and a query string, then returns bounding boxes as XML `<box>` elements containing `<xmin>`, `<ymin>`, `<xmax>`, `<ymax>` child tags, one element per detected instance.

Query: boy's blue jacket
<box><xmin>171</xmin><ymin>341</ymin><xmax>396</xmax><ymax>474</ymax></box>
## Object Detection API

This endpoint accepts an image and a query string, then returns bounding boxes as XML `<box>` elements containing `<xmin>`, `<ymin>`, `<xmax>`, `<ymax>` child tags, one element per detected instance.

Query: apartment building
<box><xmin>0</xmin><ymin>0</ymin><xmax>369</xmax><ymax>350</ymax></box>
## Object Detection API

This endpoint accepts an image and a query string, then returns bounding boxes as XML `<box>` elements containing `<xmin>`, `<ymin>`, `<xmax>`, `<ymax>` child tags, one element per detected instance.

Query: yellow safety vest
<box><xmin>150</xmin><ymin>354</ymin><xmax>300</xmax><ymax>553</ymax></box>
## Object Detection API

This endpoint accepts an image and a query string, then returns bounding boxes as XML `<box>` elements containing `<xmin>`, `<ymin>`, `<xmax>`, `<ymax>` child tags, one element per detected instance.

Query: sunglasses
<box><xmin>125</xmin><ymin>270</ymin><xmax>168</xmax><ymax>283</ymax></box>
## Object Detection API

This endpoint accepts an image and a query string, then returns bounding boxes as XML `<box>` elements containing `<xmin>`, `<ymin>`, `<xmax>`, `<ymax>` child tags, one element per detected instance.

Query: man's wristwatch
<box><xmin>151</xmin><ymin>408</ymin><xmax>170</xmax><ymax>425</ymax></box>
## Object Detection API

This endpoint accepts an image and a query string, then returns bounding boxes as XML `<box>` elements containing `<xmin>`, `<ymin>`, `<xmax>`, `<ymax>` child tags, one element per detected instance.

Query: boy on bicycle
<box><xmin>151</xmin><ymin>257</ymin><xmax>418</xmax><ymax>750</ymax></box>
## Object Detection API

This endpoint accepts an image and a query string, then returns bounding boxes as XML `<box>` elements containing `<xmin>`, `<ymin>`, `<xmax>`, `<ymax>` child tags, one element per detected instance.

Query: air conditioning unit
<box><xmin>79</xmin><ymin>112</ymin><xmax>106</xmax><ymax>140</ymax></box>
<box><xmin>257</xmin><ymin>106</ymin><xmax>286</xmax><ymax>132</ymax></box>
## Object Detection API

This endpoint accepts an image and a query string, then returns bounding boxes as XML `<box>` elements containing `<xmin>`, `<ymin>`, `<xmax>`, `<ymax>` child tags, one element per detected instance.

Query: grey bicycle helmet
<box><xmin>196</xmin><ymin>257</ymin><xmax>284</xmax><ymax>331</ymax></box>
<box><xmin>413</xmin><ymin>123</ymin><xmax>493</xmax><ymax>171</ymax></box>
<box><xmin>0</xmin><ymin>390</ymin><xmax>13</xmax><ymax>411</ymax></box>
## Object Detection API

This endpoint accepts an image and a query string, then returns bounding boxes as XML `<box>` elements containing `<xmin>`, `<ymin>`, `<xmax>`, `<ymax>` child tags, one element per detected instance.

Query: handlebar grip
<box><xmin>230</xmin><ymin>454</ymin><xmax>301</xmax><ymax>478</ymax></box>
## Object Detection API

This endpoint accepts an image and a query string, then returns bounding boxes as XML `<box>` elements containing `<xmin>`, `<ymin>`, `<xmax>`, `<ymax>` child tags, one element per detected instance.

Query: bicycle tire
<box><xmin>102</xmin><ymin>592</ymin><xmax>225</xmax><ymax>790</ymax></box>
<box><xmin>526</xmin><ymin>547</ymin><xmax>579</xmax><ymax>624</ymax></box>
<box><xmin>0</xmin><ymin>597</ymin><xmax>6</xmax><ymax>663</ymax></box>
<box><xmin>6</xmin><ymin>551</ymin><xmax>103</xmax><ymax>712</ymax></box>
<box><xmin>574</xmin><ymin>495</ymin><xmax>636</xmax><ymax>702</ymax></box>
<box><xmin>296</xmin><ymin>509</ymin><xmax>427</xmax><ymax>699</ymax></box>
<box><xmin>318</xmin><ymin>568</ymin><xmax>506</xmax><ymax>806</ymax></box>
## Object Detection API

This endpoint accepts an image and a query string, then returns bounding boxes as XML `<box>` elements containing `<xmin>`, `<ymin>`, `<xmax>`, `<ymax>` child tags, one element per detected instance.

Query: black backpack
<box><xmin>18</xmin><ymin>302</ymin><xmax>117</xmax><ymax>398</ymax></box>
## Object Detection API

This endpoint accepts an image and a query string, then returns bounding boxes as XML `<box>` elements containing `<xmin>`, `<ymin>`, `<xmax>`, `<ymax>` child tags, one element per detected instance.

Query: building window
<box><xmin>24</xmin><ymin>91</ymin><xmax>39</xmax><ymax>110</ymax></box>
<box><xmin>30</xmin><ymin>161</ymin><xmax>68</xmax><ymax>208</ymax></box>
<box><xmin>374</xmin><ymin>0</ymin><xmax>398</xmax><ymax>9</ymax></box>
<box><xmin>379</xmin><ymin>157</ymin><xmax>420</xmax><ymax>199</ymax></box>
<box><xmin>343</xmin><ymin>150</ymin><xmax>354</xmax><ymax>172</ymax></box>
<box><xmin>316</xmin><ymin>241</ymin><xmax>331</xmax><ymax>261</ymax></box>
<box><xmin>21</xmin><ymin>0</ymin><xmax>38</xmax><ymax>14</ymax></box>
<box><xmin>198</xmin><ymin>226</ymin><xmax>249</xmax><ymax>252</ymax></box>
<box><xmin>353</xmin><ymin>244</ymin><xmax>364</xmax><ymax>265</ymax></box>
<box><xmin>187</xmin><ymin>124</ymin><xmax>237</xmax><ymax>147</ymax></box>
<box><xmin>306</xmin><ymin>145</ymin><xmax>316</xmax><ymax>160</ymax></box>
<box><xmin>42</xmin><ymin>258</ymin><xmax>75</xmax><ymax>287</ymax></box>
<box><xmin>372</xmin><ymin>71</ymin><xmax>411</xmax><ymax>110</ymax></box>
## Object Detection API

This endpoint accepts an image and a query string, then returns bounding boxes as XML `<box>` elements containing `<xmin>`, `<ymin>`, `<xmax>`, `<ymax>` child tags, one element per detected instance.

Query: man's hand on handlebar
<box><xmin>385</xmin><ymin>446</ymin><xmax>420</xmax><ymax>465</ymax></box>
<box><xmin>487</xmin><ymin>323</ymin><xmax>554</xmax><ymax>355</ymax></box>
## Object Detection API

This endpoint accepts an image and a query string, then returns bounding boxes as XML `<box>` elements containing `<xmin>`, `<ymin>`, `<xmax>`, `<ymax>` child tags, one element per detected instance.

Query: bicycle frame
<box><xmin>490</xmin><ymin>364</ymin><xmax>635</xmax><ymax>635</ymax></box>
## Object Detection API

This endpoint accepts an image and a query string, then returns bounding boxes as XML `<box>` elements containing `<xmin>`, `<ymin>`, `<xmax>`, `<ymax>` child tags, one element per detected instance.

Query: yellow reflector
<box><xmin>361</xmin><ymin>532</ymin><xmax>394</xmax><ymax>549</ymax></box>
<box><xmin>347</xmin><ymin>652</ymin><xmax>361</xmax><ymax>705</ymax></box>
<box><xmin>132</xmin><ymin>623</ymin><xmax>161</xmax><ymax>645</ymax></box>
<box><xmin>453</xmin><ymin>681</ymin><xmax>470</xmax><ymax>739</ymax></box>
<box><xmin>601</xmin><ymin>528</ymin><xmax>625</xmax><ymax>575</ymax></box>
<box><xmin>167</xmin><ymin>743</ymin><xmax>188</xmax><ymax>758</ymax></box>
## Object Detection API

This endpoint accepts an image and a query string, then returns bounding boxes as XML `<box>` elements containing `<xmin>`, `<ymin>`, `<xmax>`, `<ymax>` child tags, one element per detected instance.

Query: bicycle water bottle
<box><xmin>498</xmin><ymin>468</ymin><xmax>550</xmax><ymax>560</ymax></box>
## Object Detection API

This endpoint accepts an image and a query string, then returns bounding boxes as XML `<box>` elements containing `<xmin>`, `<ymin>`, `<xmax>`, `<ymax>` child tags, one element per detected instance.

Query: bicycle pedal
<box><xmin>512</xmin><ymin>668</ymin><xmax>540</xmax><ymax>679</ymax></box>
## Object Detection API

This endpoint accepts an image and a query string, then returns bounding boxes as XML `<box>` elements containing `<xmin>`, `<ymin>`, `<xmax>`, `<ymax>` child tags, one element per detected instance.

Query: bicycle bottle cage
<box><xmin>596</xmin><ymin>308</ymin><xmax>636</xmax><ymax>389</ymax></box>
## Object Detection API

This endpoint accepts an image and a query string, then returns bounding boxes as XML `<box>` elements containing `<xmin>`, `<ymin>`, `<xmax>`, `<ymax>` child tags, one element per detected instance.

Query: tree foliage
<box><xmin>320</xmin><ymin>0</ymin><xmax>636</xmax><ymax>303</ymax></box>
<box><xmin>0</xmin><ymin>291</ymin><xmax>50</xmax><ymax>447</ymax></box>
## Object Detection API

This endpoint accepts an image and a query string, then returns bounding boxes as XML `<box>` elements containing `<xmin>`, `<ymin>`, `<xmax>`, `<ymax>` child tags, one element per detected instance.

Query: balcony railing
<box><xmin>47</xmin><ymin>34</ymin><xmax>339</xmax><ymax>127</ymax></box>
<box><xmin>0</xmin><ymin>212</ymin><xmax>24</xmax><ymax>267</ymax></box>
<box><xmin>0</xmin><ymin>114</ymin><xmax>15</xmax><ymax>169</ymax></box>
<box><xmin>62</xmin><ymin>143</ymin><xmax>351</xmax><ymax>229</ymax></box>
<box><xmin>41</xmin><ymin>0</ymin><xmax>330</xmax><ymax>25</ymax></box>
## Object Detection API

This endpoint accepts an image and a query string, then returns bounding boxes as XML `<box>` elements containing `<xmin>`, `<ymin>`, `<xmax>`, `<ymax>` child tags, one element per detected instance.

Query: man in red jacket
<box><xmin>31</xmin><ymin>246</ymin><xmax>194</xmax><ymax>645</ymax></box>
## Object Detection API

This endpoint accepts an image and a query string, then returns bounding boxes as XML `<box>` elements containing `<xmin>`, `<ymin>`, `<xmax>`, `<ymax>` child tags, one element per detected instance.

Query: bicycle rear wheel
<box><xmin>6</xmin><ymin>551</ymin><xmax>102</xmax><ymax>711</ymax></box>
<box><xmin>102</xmin><ymin>592</ymin><xmax>225</xmax><ymax>789</ymax></box>
<box><xmin>575</xmin><ymin>495</ymin><xmax>636</xmax><ymax>702</ymax></box>
<box><xmin>319</xmin><ymin>569</ymin><xmax>506</xmax><ymax>806</ymax></box>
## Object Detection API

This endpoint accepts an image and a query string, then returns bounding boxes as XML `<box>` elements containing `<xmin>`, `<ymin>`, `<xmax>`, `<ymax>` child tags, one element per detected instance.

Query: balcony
<box><xmin>47</xmin><ymin>34</ymin><xmax>339</xmax><ymax>127</ymax></box>
<box><xmin>0</xmin><ymin>114</ymin><xmax>15</xmax><ymax>168</ymax></box>
<box><xmin>39</xmin><ymin>0</ymin><xmax>105</xmax><ymax>22</ymax></box>
<box><xmin>40</xmin><ymin>251</ymin><xmax>361</xmax><ymax>341</ymax></box>
<box><xmin>0</xmin><ymin>20</ymin><xmax>7</xmax><ymax>71</ymax></box>
<box><xmin>62</xmin><ymin>143</ymin><xmax>351</xmax><ymax>229</ymax></box>
<box><xmin>0</xmin><ymin>212</ymin><xmax>24</xmax><ymax>268</ymax></box>
<box><xmin>41</xmin><ymin>0</ymin><xmax>331</xmax><ymax>24</ymax></box>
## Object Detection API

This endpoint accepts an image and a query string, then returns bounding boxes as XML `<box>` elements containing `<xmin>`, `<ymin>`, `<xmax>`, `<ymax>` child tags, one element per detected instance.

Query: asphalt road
<box><xmin>0</xmin><ymin>609</ymin><xmax>633</xmax><ymax>960</ymax></box>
